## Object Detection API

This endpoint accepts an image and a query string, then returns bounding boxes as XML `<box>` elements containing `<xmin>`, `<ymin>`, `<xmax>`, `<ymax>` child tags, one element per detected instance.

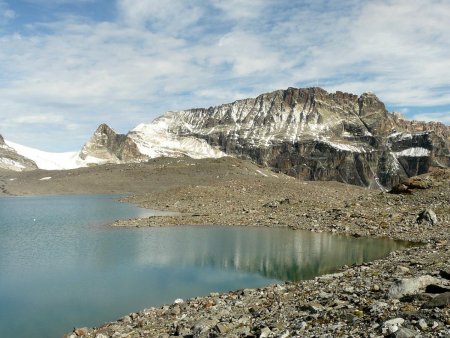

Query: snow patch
<box><xmin>129</xmin><ymin>117</ymin><xmax>226</xmax><ymax>160</ymax></box>
<box><xmin>256</xmin><ymin>169</ymin><xmax>268</xmax><ymax>177</ymax></box>
<box><xmin>394</xmin><ymin>147</ymin><xmax>431</xmax><ymax>157</ymax></box>
<box><xmin>39</xmin><ymin>177</ymin><xmax>52</xmax><ymax>181</ymax></box>
<box><xmin>323</xmin><ymin>140</ymin><xmax>366</xmax><ymax>153</ymax></box>
<box><xmin>5</xmin><ymin>140</ymin><xmax>85</xmax><ymax>170</ymax></box>
<box><xmin>0</xmin><ymin>157</ymin><xmax>26</xmax><ymax>171</ymax></box>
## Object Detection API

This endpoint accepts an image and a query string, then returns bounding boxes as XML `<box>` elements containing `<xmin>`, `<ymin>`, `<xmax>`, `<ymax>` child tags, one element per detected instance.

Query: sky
<box><xmin>0</xmin><ymin>0</ymin><xmax>449</xmax><ymax>151</ymax></box>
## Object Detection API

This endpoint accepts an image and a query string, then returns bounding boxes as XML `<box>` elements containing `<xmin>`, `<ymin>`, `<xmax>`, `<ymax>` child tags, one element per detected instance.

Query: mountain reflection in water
<box><xmin>0</xmin><ymin>195</ymin><xmax>411</xmax><ymax>338</ymax></box>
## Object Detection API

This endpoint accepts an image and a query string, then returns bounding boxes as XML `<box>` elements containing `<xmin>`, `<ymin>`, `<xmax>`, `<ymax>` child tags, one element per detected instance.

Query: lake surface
<box><xmin>0</xmin><ymin>194</ymin><xmax>411</xmax><ymax>338</ymax></box>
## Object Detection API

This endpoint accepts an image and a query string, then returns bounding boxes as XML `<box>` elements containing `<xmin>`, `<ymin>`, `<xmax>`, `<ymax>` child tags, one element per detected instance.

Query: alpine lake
<box><xmin>0</xmin><ymin>194</ymin><xmax>413</xmax><ymax>337</ymax></box>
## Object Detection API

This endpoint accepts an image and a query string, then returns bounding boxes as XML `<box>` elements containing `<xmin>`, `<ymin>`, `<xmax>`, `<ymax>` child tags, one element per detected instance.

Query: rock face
<box><xmin>0</xmin><ymin>135</ymin><xmax>38</xmax><ymax>171</ymax></box>
<box><xmin>79</xmin><ymin>124</ymin><xmax>145</xmax><ymax>163</ymax></box>
<box><xmin>4</xmin><ymin>87</ymin><xmax>449</xmax><ymax>187</ymax></box>
<box><xmin>101</xmin><ymin>87</ymin><xmax>447</xmax><ymax>189</ymax></box>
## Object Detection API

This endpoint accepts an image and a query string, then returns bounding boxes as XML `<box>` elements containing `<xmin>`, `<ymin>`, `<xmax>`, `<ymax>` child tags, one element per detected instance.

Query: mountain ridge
<box><xmin>2</xmin><ymin>87</ymin><xmax>449</xmax><ymax>189</ymax></box>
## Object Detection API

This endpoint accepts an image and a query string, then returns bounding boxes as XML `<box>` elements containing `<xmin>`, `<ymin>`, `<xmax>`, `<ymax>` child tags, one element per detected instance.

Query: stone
<box><xmin>389</xmin><ymin>184</ymin><xmax>412</xmax><ymax>195</ymax></box>
<box><xmin>74</xmin><ymin>327</ymin><xmax>89</xmax><ymax>336</ymax></box>
<box><xmin>417</xmin><ymin>319</ymin><xmax>427</xmax><ymax>330</ymax></box>
<box><xmin>278</xmin><ymin>330</ymin><xmax>290</xmax><ymax>338</ymax></box>
<box><xmin>421</xmin><ymin>292</ymin><xmax>450</xmax><ymax>308</ymax></box>
<box><xmin>391</xmin><ymin>327</ymin><xmax>421</xmax><ymax>338</ymax></box>
<box><xmin>120</xmin><ymin>315</ymin><xmax>132</xmax><ymax>323</ymax></box>
<box><xmin>259</xmin><ymin>327</ymin><xmax>272</xmax><ymax>338</ymax></box>
<box><xmin>416</xmin><ymin>209</ymin><xmax>438</xmax><ymax>226</ymax></box>
<box><xmin>170</xmin><ymin>305</ymin><xmax>181</xmax><ymax>315</ymax></box>
<box><xmin>95</xmin><ymin>334</ymin><xmax>109</xmax><ymax>338</ymax></box>
<box><xmin>192</xmin><ymin>319</ymin><xmax>218</xmax><ymax>337</ymax></box>
<box><xmin>383</xmin><ymin>318</ymin><xmax>405</xmax><ymax>334</ymax></box>
<box><xmin>397</xmin><ymin>266</ymin><xmax>410</xmax><ymax>273</ymax></box>
<box><xmin>388</xmin><ymin>275</ymin><xmax>440</xmax><ymax>299</ymax></box>
<box><xmin>216</xmin><ymin>323</ymin><xmax>231</xmax><ymax>334</ymax></box>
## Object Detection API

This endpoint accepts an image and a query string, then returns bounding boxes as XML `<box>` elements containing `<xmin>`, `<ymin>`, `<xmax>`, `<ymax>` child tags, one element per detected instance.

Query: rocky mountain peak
<box><xmin>357</xmin><ymin>92</ymin><xmax>395</xmax><ymax>136</ymax></box>
<box><xmin>2</xmin><ymin>87</ymin><xmax>448</xmax><ymax>188</ymax></box>
<box><xmin>78</xmin><ymin>86</ymin><xmax>447</xmax><ymax>188</ymax></box>
<box><xmin>79</xmin><ymin>123</ymin><xmax>145</xmax><ymax>164</ymax></box>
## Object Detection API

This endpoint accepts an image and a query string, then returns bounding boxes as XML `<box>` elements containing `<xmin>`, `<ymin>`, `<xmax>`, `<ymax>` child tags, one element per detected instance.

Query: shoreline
<box><xmin>1</xmin><ymin>159</ymin><xmax>449</xmax><ymax>337</ymax></box>
<box><xmin>68</xmin><ymin>170</ymin><xmax>449</xmax><ymax>337</ymax></box>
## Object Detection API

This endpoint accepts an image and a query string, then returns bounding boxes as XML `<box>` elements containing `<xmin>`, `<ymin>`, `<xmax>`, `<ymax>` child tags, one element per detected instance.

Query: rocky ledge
<box><xmin>65</xmin><ymin>169</ymin><xmax>450</xmax><ymax>338</ymax></box>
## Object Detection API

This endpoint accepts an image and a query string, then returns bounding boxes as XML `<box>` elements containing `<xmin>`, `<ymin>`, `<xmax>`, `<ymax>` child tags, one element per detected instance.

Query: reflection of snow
<box><xmin>133</xmin><ymin>226</ymin><xmax>406</xmax><ymax>281</ymax></box>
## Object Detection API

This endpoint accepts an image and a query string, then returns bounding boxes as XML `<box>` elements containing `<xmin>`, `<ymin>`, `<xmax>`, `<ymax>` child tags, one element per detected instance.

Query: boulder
<box><xmin>388</xmin><ymin>275</ymin><xmax>440</xmax><ymax>299</ymax></box>
<box><xmin>416</xmin><ymin>209</ymin><xmax>438</xmax><ymax>226</ymax></box>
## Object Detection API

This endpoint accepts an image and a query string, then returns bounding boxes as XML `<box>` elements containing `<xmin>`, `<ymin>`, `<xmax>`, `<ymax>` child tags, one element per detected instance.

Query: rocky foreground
<box><xmin>59</xmin><ymin>165</ymin><xmax>450</xmax><ymax>338</ymax></box>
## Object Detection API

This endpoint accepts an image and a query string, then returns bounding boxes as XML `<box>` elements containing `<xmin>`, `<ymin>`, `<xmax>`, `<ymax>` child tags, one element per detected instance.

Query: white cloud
<box><xmin>0</xmin><ymin>0</ymin><xmax>449</xmax><ymax>151</ymax></box>
<box><xmin>0</xmin><ymin>0</ymin><xmax>15</xmax><ymax>24</ymax></box>
<box><xmin>117</xmin><ymin>0</ymin><xmax>203</xmax><ymax>34</ymax></box>
<box><xmin>412</xmin><ymin>112</ymin><xmax>450</xmax><ymax>125</ymax></box>
<box><xmin>211</xmin><ymin>0</ymin><xmax>269</xmax><ymax>19</ymax></box>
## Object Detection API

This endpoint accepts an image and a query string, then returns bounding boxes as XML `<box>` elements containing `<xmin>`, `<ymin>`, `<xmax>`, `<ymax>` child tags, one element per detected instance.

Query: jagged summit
<box><xmin>79</xmin><ymin>123</ymin><xmax>145</xmax><ymax>164</ymax></box>
<box><xmin>2</xmin><ymin>87</ymin><xmax>449</xmax><ymax>188</ymax></box>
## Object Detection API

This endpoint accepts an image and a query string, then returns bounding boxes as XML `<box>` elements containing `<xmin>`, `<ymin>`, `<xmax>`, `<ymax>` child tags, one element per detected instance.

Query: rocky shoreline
<box><xmin>61</xmin><ymin>168</ymin><xmax>450</xmax><ymax>338</ymax></box>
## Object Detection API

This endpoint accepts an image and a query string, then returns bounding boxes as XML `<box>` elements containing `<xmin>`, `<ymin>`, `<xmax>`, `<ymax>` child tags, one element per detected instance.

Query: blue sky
<box><xmin>0</xmin><ymin>0</ymin><xmax>449</xmax><ymax>151</ymax></box>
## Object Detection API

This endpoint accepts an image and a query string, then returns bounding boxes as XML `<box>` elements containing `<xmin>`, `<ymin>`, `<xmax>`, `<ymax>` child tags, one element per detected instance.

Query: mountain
<box><xmin>2</xmin><ymin>87</ymin><xmax>449</xmax><ymax>189</ymax></box>
<box><xmin>0</xmin><ymin>135</ymin><xmax>38</xmax><ymax>171</ymax></box>
<box><xmin>82</xmin><ymin>87</ymin><xmax>449</xmax><ymax>188</ymax></box>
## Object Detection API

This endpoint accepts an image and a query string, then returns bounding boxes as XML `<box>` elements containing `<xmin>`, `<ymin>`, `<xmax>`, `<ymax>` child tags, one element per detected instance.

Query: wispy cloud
<box><xmin>0</xmin><ymin>0</ymin><xmax>14</xmax><ymax>24</ymax></box>
<box><xmin>412</xmin><ymin>112</ymin><xmax>450</xmax><ymax>125</ymax></box>
<box><xmin>0</xmin><ymin>0</ymin><xmax>449</xmax><ymax>151</ymax></box>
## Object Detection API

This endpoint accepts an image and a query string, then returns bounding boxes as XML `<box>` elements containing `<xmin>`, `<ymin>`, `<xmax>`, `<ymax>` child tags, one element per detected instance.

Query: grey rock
<box><xmin>416</xmin><ymin>209</ymin><xmax>438</xmax><ymax>226</ymax></box>
<box><xmin>216</xmin><ymin>323</ymin><xmax>232</xmax><ymax>334</ymax></box>
<box><xmin>388</xmin><ymin>275</ymin><xmax>440</xmax><ymax>299</ymax></box>
<box><xmin>259</xmin><ymin>327</ymin><xmax>272</xmax><ymax>338</ymax></box>
<box><xmin>421</xmin><ymin>292</ymin><xmax>450</xmax><ymax>308</ymax></box>
<box><xmin>391</xmin><ymin>327</ymin><xmax>421</xmax><ymax>338</ymax></box>
<box><xmin>192</xmin><ymin>319</ymin><xmax>218</xmax><ymax>337</ymax></box>
<box><xmin>74</xmin><ymin>327</ymin><xmax>89</xmax><ymax>336</ymax></box>
<box><xmin>383</xmin><ymin>318</ymin><xmax>405</xmax><ymax>334</ymax></box>
<box><xmin>417</xmin><ymin>319</ymin><xmax>427</xmax><ymax>330</ymax></box>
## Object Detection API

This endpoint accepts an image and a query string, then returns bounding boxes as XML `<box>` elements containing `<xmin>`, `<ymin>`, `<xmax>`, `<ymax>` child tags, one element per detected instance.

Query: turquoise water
<box><xmin>0</xmin><ymin>194</ymin><xmax>410</xmax><ymax>338</ymax></box>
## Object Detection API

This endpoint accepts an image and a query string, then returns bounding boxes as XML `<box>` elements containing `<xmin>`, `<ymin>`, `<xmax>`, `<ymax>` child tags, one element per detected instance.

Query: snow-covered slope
<box><xmin>128</xmin><ymin>114</ymin><xmax>226</xmax><ymax>159</ymax></box>
<box><xmin>5</xmin><ymin>140</ymin><xmax>84</xmax><ymax>170</ymax></box>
